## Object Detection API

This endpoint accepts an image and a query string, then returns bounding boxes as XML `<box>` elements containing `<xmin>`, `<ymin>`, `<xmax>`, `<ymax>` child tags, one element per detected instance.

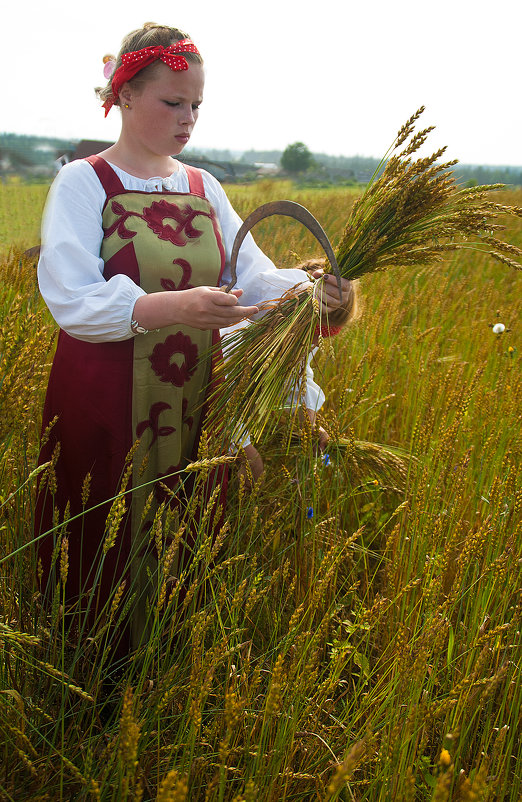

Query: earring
<box><xmin>123</xmin><ymin>103</ymin><xmax>130</xmax><ymax>109</ymax></box>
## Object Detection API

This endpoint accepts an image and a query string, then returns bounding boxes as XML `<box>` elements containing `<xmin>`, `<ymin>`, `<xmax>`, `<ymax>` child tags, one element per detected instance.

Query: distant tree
<box><xmin>281</xmin><ymin>142</ymin><xmax>314</xmax><ymax>174</ymax></box>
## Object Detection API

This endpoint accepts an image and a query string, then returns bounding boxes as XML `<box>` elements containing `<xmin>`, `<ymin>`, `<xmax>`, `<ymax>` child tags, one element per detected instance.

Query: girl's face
<box><xmin>120</xmin><ymin>61</ymin><xmax>205</xmax><ymax>159</ymax></box>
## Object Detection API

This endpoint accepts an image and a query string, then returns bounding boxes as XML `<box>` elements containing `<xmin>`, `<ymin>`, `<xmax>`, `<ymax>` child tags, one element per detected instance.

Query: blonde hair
<box><xmin>96</xmin><ymin>22</ymin><xmax>203</xmax><ymax>109</ymax></box>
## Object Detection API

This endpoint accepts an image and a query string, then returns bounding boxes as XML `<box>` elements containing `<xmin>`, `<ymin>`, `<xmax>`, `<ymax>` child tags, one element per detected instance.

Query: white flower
<box><xmin>492</xmin><ymin>323</ymin><xmax>505</xmax><ymax>334</ymax></box>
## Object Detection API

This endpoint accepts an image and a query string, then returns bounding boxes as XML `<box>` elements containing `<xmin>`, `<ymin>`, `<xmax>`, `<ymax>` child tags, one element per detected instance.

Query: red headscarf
<box><xmin>103</xmin><ymin>40</ymin><xmax>201</xmax><ymax>116</ymax></box>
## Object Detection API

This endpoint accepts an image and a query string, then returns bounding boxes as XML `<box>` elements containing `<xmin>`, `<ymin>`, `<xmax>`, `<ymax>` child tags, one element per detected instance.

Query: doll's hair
<box><xmin>298</xmin><ymin>257</ymin><xmax>360</xmax><ymax>327</ymax></box>
<box><xmin>96</xmin><ymin>22</ymin><xmax>203</xmax><ymax>109</ymax></box>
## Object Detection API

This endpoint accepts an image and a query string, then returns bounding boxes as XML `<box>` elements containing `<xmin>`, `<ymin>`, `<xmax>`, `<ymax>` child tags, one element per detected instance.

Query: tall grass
<box><xmin>0</xmin><ymin>182</ymin><xmax>48</xmax><ymax>254</ymax></box>
<box><xmin>0</xmin><ymin>182</ymin><xmax>520</xmax><ymax>800</ymax></box>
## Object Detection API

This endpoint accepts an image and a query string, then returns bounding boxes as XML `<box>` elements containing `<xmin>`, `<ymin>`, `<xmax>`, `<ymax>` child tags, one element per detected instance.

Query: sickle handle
<box><xmin>226</xmin><ymin>200</ymin><xmax>343</xmax><ymax>302</ymax></box>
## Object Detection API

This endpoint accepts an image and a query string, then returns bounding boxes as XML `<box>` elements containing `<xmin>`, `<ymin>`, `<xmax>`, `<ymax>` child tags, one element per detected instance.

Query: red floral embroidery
<box><xmin>136</xmin><ymin>401</ymin><xmax>176</xmax><ymax>447</ymax></box>
<box><xmin>103</xmin><ymin>199</ymin><xmax>216</xmax><ymax>247</ymax></box>
<box><xmin>103</xmin><ymin>201</ymin><xmax>138</xmax><ymax>239</ymax></box>
<box><xmin>142</xmin><ymin>200</ymin><xmax>205</xmax><ymax>245</ymax></box>
<box><xmin>149</xmin><ymin>332</ymin><xmax>198</xmax><ymax>386</ymax></box>
<box><xmin>161</xmin><ymin>258</ymin><xmax>194</xmax><ymax>291</ymax></box>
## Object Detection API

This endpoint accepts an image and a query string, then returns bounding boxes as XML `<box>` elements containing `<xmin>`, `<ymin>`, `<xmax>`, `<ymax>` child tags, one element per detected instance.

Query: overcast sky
<box><xmin>3</xmin><ymin>0</ymin><xmax>521</xmax><ymax>166</ymax></box>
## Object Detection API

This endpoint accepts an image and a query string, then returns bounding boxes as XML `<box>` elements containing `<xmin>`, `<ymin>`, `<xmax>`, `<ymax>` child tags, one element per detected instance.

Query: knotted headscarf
<box><xmin>103</xmin><ymin>40</ymin><xmax>201</xmax><ymax>116</ymax></box>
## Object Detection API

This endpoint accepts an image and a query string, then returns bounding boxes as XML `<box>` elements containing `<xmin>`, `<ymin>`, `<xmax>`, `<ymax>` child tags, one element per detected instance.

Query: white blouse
<box><xmin>38</xmin><ymin>158</ymin><xmax>325</xmax><ymax>412</ymax></box>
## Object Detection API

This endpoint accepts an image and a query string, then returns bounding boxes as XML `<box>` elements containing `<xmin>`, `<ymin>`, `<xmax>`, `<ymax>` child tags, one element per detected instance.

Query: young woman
<box><xmin>36</xmin><ymin>23</ymin><xmax>353</xmax><ymax>645</ymax></box>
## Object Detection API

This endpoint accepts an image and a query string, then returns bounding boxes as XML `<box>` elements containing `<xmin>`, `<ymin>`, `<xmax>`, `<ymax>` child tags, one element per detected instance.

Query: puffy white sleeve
<box><xmin>303</xmin><ymin>351</ymin><xmax>326</xmax><ymax>411</ymax></box>
<box><xmin>37</xmin><ymin>160</ymin><xmax>146</xmax><ymax>342</ymax></box>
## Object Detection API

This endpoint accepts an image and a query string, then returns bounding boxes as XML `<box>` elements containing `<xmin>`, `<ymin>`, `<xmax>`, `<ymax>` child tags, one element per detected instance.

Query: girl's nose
<box><xmin>180</xmin><ymin>105</ymin><xmax>196</xmax><ymax>125</ymax></box>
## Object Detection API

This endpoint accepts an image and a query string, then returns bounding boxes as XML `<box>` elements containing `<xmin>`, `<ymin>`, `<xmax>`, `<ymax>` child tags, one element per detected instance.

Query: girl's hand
<box><xmin>178</xmin><ymin>287</ymin><xmax>259</xmax><ymax>330</ymax></box>
<box><xmin>132</xmin><ymin>286</ymin><xmax>259</xmax><ymax>332</ymax></box>
<box><xmin>311</xmin><ymin>269</ymin><xmax>353</xmax><ymax>314</ymax></box>
<box><xmin>305</xmin><ymin>408</ymin><xmax>329</xmax><ymax>452</ymax></box>
<box><xmin>237</xmin><ymin>443</ymin><xmax>264</xmax><ymax>485</ymax></box>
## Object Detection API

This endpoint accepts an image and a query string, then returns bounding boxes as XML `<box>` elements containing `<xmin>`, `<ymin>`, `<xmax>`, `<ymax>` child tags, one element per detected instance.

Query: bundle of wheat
<box><xmin>207</xmin><ymin>108</ymin><xmax>522</xmax><ymax>449</ymax></box>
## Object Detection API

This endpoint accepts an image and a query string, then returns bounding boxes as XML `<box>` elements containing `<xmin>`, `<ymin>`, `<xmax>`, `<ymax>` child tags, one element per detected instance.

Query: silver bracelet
<box><xmin>131</xmin><ymin>318</ymin><xmax>149</xmax><ymax>335</ymax></box>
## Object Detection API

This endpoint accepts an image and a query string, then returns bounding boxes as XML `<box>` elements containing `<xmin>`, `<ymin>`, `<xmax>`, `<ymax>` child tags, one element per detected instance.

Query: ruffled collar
<box><xmin>106</xmin><ymin>161</ymin><xmax>183</xmax><ymax>191</ymax></box>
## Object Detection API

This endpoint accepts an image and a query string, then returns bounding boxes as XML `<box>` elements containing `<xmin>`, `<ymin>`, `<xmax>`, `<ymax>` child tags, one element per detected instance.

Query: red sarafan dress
<box><xmin>36</xmin><ymin>157</ymin><xmax>227</xmax><ymax>645</ymax></box>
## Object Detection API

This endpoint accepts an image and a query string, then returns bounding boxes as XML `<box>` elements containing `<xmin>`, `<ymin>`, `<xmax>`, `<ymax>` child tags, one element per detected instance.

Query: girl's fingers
<box><xmin>316</xmin><ymin>275</ymin><xmax>352</xmax><ymax>310</ymax></box>
<box><xmin>215</xmin><ymin>301</ymin><xmax>259</xmax><ymax>319</ymax></box>
<box><xmin>193</xmin><ymin>286</ymin><xmax>258</xmax><ymax>323</ymax></box>
<box><xmin>212</xmin><ymin>287</ymin><xmax>258</xmax><ymax>314</ymax></box>
<box><xmin>305</xmin><ymin>408</ymin><xmax>329</xmax><ymax>452</ymax></box>
<box><xmin>317</xmin><ymin>426</ymin><xmax>330</xmax><ymax>451</ymax></box>
<box><xmin>216</xmin><ymin>286</ymin><xmax>244</xmax><ymax>299</ymax></box>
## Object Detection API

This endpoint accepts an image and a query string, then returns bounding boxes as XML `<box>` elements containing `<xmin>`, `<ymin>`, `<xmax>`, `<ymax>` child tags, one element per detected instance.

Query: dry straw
<box><xmin>207</xmin><ymin>107</ymin><xmax>522</xmax><ymax>448</ymax></box>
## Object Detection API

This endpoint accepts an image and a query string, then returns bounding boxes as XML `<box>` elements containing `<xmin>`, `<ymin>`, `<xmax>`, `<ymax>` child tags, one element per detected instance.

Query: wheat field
<box><xmin>0</xmin><ymin>180</ymin><xmax>520</xmax><ymax>801</ymax></box>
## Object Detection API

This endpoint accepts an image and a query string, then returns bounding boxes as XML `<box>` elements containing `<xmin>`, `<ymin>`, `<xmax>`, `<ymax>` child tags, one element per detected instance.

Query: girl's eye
<box><xmin>163</xmin><ymin>101</ymin><xmax>201</xmax><ymax>110</ymax></box>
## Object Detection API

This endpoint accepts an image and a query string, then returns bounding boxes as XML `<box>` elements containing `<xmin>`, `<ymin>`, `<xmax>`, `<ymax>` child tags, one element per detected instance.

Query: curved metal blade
<box><xmin>226</xmin><ymin>200</ymin><xmax>343</xmax><ymax>301</ymax></box>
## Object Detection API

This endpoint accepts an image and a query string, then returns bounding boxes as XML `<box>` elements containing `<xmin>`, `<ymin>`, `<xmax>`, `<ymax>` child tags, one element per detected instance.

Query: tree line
<box><xmin>2</xmin><ymin>133</ymin><xmax>521</xmax><ymax>187</ymax></box>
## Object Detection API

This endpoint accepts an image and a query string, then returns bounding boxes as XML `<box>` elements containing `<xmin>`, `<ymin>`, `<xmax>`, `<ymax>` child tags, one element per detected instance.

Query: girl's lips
<box><xmin>175</xmin><ymin>134</ymin><xmax>190</xmax><ymax>142</ymax></box>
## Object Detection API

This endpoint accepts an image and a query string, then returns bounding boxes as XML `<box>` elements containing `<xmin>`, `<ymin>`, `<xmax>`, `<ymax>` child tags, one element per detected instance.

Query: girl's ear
<box><xmin>119</xmin><ymin>83</ymin><xmax>132</xmax><ymax>104</ymax></box>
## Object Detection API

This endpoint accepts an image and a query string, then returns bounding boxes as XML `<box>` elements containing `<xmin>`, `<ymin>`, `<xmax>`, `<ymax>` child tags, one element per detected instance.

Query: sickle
<box><xmin>225</xmin><ymin>200</ymin><xmax>343</xmax><ymax>302</ymax></box>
